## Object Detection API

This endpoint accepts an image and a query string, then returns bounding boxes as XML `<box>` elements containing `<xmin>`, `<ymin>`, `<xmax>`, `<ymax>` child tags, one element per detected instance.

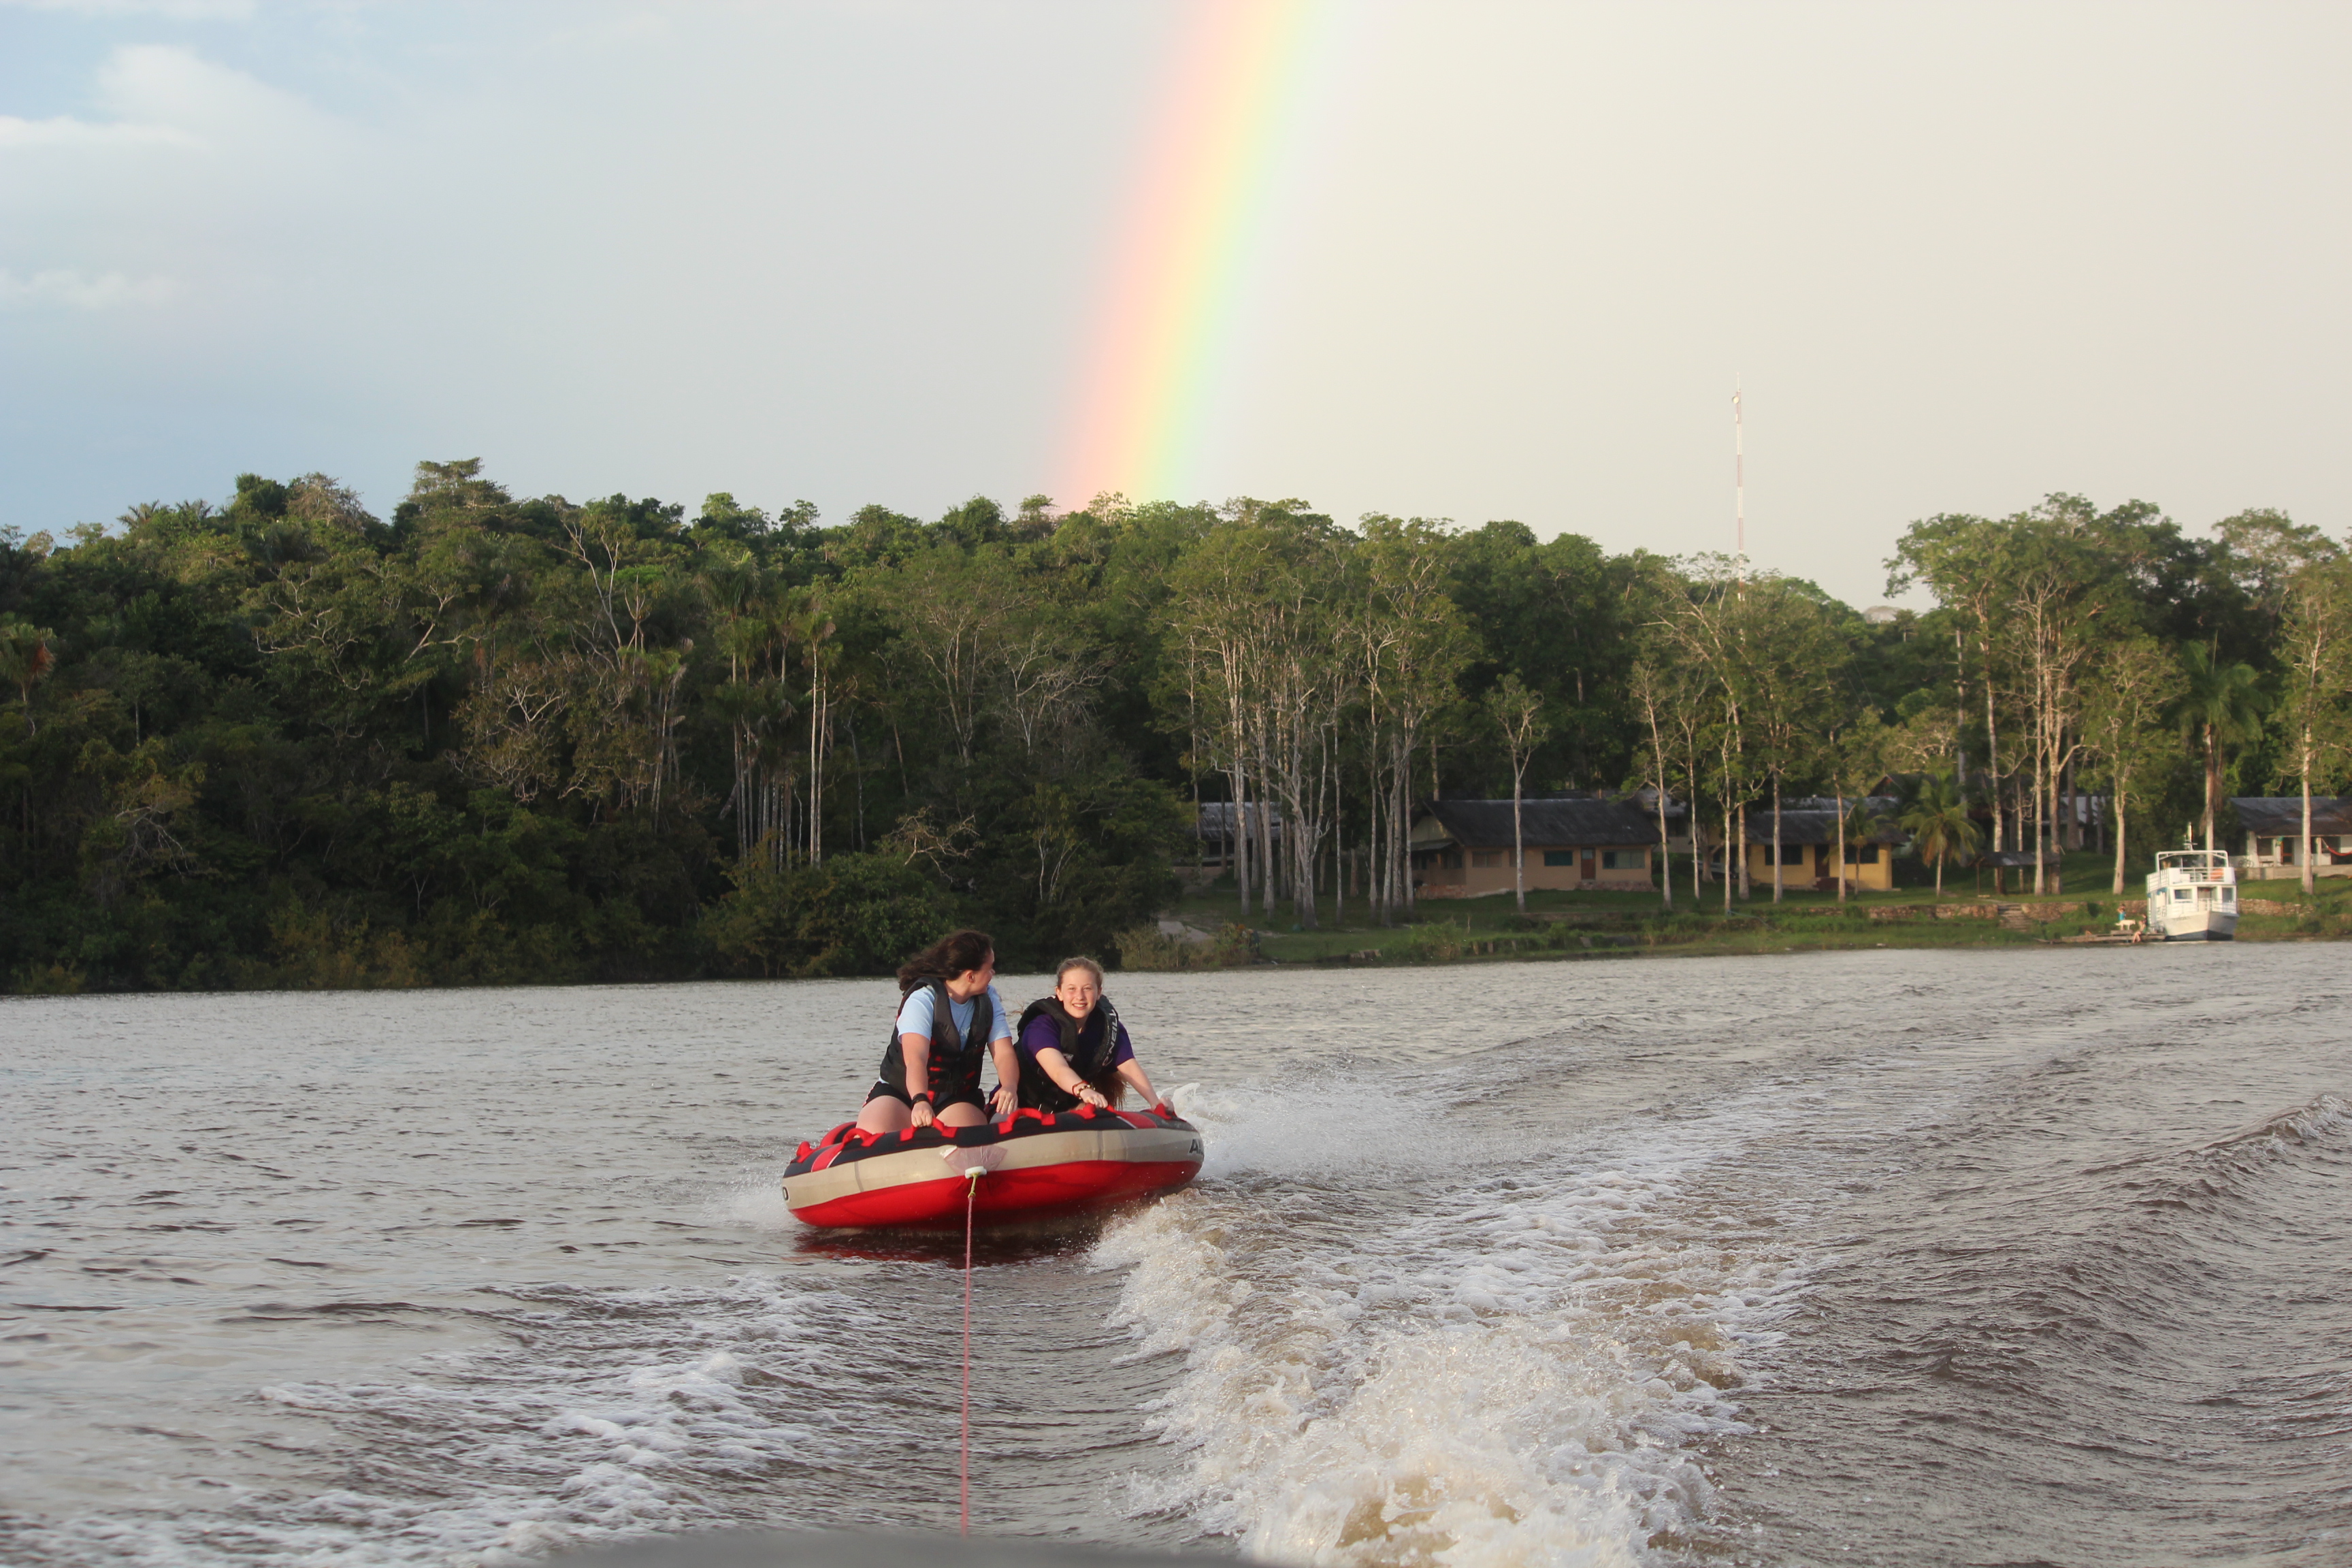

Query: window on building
<box><xmin>1601</xmin><ymin>849</ymin><xmax>1643</xmax><ymax>870</ymax></box>
<box><xmin>1473</xmin><ymin>851</ymin><xmax>1501</xmax><ymax>868</ymax></box>
<box><xmin>1543</xmin><ymin>850</ymin><xmax>1574</xmax><ymax>867</ymax></box>
<box><xmin>1844</xmin><ymin>843</ymin><xmax>1881</xmax><ymax>864</ymax></box>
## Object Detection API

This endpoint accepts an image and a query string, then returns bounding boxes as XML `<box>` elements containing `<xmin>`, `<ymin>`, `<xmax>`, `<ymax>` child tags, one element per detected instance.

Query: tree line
<box><xmin>0</xmin><ymin>464</ymin><xmax>2336</xmax><ymax>991</ymax></box>
<box><xmin>1624</xmin><ymin>497</ymin><xmax>2352</xmax><ymax>906</ymax></box>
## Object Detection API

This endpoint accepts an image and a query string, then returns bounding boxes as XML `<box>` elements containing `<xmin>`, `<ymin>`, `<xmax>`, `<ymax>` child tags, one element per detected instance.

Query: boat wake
<box><xmin>1092</xmin><ymin>1073</ymin><xmax>1810</xmax><ymax>1566</ymax></box>
<box><xmin>5</xmin><ymin>1276</ymin><xmax>896</xmax><ymax>1568</ymax></box>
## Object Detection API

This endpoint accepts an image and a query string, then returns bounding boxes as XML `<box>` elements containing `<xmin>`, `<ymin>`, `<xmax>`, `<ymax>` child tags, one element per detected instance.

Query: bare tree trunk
<box><xmin>2050</xmin><ymin>738</ymin><xmax>2065</xmax><ymax>896</ymax></box>
<box><xmin>1257</xmin><ymin>739</ymin><xmax>1277</xmax><ymax>922</ymax></box>
<box><xmin>1396</xmin><ymin>737</ymin><xmax>1412</xmax><ymax>919</ymax></box>
<box><xmin>2032</xmin><ymin>729</ymin><xmax>2047</xmax><ymax>898</ymax></box>
<box><xmin>1721</xmin><ymin>800</ymin><xmax>1734</xmax><ymax>913</ymax></box>
<box><xmin>2063</xmin><ymin>748</ymin><xmax>2079</xmax><ymax>852</ymax></box>
<box><xmin>1292</xmin><ymin>725</ymin><xmax>1320</xmax><ymax>932</ymax></box>
<box><xmin>1771</xmin><ymin>777</ymin><xmax>1784</xmax><ymax>903</ymax></box>
<box><xmin>1686</xmin><ymin>734</ymin><xmax>1703</xmax><ymax>903</ymax></box>
<box><xmin>1954</xmin><ymin>627</ymin><xmax>1969</xmax><ymax>787</ymax></box>
<box><xmin>1330</xmin><ymin>738</ymin><xmax>1343</xmax><ymax>927</ymax></box>
<box><xmin>1737</xmin><ymin>800</ymin><xmax>1750</xmax><ymax>900</ymax></box>
<box><xmin>1373</xmin><ymin>742</ymin><xmax>1392</xmax><ymax>926</ymax></box>
<box><xmin>1512</xmin><ymin>762</ymin><xmax>1526</xmax><ymax>914</ymax></box>
<box><xmin>1392</xmin><ymin>733</ymin><xmax>1411</xmax><ymax>921</ymax></box>
<box><xmin>732</xmin><ymin>725</ymin><xmax>751</xmax><ymax>862</ymax></box>
<box><xmin>2302</xmin><ymin>742</ymin><xmax>2316</xmax><ymax>897</ymax></box>
<box><xmin>2117</xmin><ymin>771</ymin><xmax>2136</xmax><ymax>902</ymax></box>
<box><xmin>1984</xmin><ymin>640</ymin><xmax>2002</xmax><ymax>860</ymax></box>
<box><xmin>1188</xmin><ymin>683</ymin><xmax>1203</xmax><ymax>876</ymax></box>
<box><xmin>2114</xmin><ymin>786</ymin><xmax>2129</xmax><ymax>898</ymax></box>
<box><xmin>2204</xmin><ymin>723</ymin><xmax>2220</xmax><ymax>851</ymax></box>
<box><xmin>1230</xmin><ymin>770</ymin><xmax>1252</xmax><ymax>917</ymax></box>
<box><xmin>808</xmin><ymin>665</ymin><xmax>826</xmax><ymax>865</ymax></box>
<box><xmin>1646</xmin><ymin>717</ymin><xmax>1672</xmax><ymax>911</ymax></box>
<box><xmin>1835</xmin><ymin>785</ymin><xmax>1848</xmax><ymax>904</ymax></box>
<box><xmin>1266</xmin><ymin>799</ymin><xmax>1282</xmax><ymax>921</ymax></box>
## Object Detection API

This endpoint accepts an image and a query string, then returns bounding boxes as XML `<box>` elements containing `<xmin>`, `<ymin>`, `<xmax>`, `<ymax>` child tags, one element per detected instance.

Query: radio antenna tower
<box><xmin>1733</xmin><ymin>380</ymin><xmax>1746</xmax><ymax>581</ymax></box>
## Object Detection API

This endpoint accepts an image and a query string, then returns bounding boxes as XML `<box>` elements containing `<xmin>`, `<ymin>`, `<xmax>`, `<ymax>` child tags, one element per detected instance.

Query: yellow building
<box><xmin>1736</xmin><ymin>800</ymin><xmax>1904</xmax><ymax>892</ymax></box>
<box><xmin>1407</xmin><ymin>797</ymin><xmax>1667</xmax><ymax>897</ymax></box>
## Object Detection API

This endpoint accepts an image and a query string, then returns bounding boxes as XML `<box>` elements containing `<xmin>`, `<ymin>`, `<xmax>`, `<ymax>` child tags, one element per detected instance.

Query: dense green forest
<box><xmin>0</xmin><ymin>463</ymin><xmax>2340</xmax><ymax>992</ymax></box>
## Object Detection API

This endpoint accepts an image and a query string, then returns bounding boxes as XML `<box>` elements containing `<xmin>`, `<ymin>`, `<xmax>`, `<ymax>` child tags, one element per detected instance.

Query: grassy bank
<box><xmin>1132</xmin><ymin>853</ymin><xmax>2352</xmax><ymax>968</ymax></box>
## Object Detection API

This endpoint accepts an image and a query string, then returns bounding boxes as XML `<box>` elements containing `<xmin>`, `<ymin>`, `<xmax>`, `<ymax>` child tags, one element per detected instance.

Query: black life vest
<box><xmin>1013</xmin><ymin>995</ymin><xmax>1124</xmax><ymax>1112</ymax></box>
<box><xmin>875</xmin><ymin>979</ymin><xmax>993</xmax><ymax>1104</ymax></box>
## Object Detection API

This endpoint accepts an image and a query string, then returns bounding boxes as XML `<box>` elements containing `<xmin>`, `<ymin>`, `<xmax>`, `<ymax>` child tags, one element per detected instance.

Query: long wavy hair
<box><xmin>897</xmin><ymin>929</ymin><xmax>995</xmax><ymax>994</ymax></box>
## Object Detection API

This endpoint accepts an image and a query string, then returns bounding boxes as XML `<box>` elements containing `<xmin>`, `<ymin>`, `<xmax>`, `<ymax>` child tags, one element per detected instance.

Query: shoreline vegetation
<box><xmin>1117</xmin><ymin>854</ymin><xmax>2352</xmax><ymax>972</ymax></box>
<box><xmin>6</xmin><ymin>467</ymin><xmax>2352</xmax><ymax>996</ymax></box>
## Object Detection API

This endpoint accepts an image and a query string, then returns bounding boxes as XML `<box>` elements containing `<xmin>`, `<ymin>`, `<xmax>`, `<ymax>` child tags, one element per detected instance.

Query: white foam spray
<box><xmin>1094</xmin><ymin>1076</ymin><xmax>1811</xmax><ymax>1565</ymax></box>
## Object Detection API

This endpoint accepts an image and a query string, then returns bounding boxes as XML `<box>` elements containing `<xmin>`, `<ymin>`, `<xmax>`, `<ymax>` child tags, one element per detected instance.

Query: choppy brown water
<box><xmin>3</xmin><ymin>947</ymin><xmax>2346</xmax><ymax>1567</ymax></box>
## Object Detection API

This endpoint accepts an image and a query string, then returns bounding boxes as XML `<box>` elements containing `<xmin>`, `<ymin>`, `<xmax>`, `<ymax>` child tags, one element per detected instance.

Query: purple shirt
<box><xmin>1018</xmin><ymin>1011</ymin><xmax>1134</xmax><ymax>1068</ymax></box>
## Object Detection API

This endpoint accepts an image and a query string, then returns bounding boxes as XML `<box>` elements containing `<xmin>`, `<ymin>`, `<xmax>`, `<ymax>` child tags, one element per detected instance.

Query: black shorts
<box><xmin>865</xmin><ymin>1079</ymin><xmax>987</xmax><ymax>1111</ymax></box>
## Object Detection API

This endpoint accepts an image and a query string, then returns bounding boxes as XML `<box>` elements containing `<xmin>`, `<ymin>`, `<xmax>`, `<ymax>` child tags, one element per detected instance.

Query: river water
<box><xmin>3</xmin><ymin>947</ymin><xmax>2347</xmax><ymax>1568</ymax></box>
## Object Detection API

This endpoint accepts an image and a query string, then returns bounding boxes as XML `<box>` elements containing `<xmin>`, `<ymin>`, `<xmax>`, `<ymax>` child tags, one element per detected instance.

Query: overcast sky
<box><xmin>3</xmin><ymin>0</ymin><xmax>2347</xmax><ymax>608</ymax></box>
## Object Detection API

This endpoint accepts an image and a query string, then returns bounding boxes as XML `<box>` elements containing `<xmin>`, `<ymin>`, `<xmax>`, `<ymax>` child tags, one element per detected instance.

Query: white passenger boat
<box><xmin>2144</xmin><ymin>846</ymin><xmax>2238</xmax><ymax>941</ymax></box>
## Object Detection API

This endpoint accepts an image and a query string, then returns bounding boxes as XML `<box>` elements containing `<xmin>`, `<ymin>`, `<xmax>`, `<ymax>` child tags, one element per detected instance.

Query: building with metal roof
<box><xmin>1406</xmin><ymin>796</ymin><xmax>1668</xmax><ymax>896</ymax></box>
<box><xmin>2229</xmin><ymin>796</ymin><xmax>2352</xmax><ymax>878</ymax></box>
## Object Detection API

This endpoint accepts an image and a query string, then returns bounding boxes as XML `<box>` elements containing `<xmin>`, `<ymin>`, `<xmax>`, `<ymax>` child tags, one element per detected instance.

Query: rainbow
<box><xmin>1060</xmin><ymin>0</ymin><xmax>1332</xmax><ymax>509</ymax></box>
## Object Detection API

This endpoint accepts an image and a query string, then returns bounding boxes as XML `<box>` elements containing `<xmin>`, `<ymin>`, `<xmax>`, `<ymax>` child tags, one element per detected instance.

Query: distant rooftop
<box><xmin>2230</xmin><ymin>796</ymin><xmax>2352</xmax><ymax>836</ymax></box>
<box><xmin>1414</xmin><ymin>796</ymin><xmax>1663</xmax><ymax>848</ymax></box>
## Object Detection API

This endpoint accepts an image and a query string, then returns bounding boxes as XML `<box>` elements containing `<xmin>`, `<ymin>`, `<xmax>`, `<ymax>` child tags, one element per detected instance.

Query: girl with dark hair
<box><xmin>855</xmin><ymin>928</ymin><xmax>1019</xmax><ymax>1134</ymax></box>
<box><xmin>1013</xmin><ymin>957</ymin><xmax>1168</xmax><ymax>1115</ymax></box>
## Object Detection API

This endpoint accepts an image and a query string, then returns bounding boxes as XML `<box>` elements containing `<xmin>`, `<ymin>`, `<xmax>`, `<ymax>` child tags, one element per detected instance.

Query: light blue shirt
<box><xmin>895</xmin><ymin>983</ymin><xmax>1013</xmax><ymax>1047</ymax></box>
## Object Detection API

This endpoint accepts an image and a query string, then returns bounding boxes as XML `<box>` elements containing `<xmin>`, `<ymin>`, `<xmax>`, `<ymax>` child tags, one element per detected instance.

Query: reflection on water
<box><xmin>3</xmin><ymin>948</ymin><xmax>2348</xmax><ymax>1567</ymax></box>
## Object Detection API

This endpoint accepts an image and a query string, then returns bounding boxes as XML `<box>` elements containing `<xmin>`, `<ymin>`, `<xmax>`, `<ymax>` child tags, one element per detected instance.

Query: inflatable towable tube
<box><xmin>782</xmin><ymin>1105</ymin><xmax>1203</xmax><ymax>1228</ymax></box>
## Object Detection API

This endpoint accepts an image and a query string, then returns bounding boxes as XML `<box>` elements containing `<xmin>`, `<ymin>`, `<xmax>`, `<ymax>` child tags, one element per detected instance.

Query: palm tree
<box><xmin>2170</xmin><ymin>643</ymin><xmax>2268</xmax><ymax>851</ymax></box>
<box><xmin>0</xmin><ymin>619</ymin><xmax>58</xmax><ymax>736</ymax></box>
<box><xmin>1899</xmin><ymin>771</ymin><xmax>1981</xmax><ymax>897</ymax></box>
<box><xmin>1840</xmin><ymin>794</ymin><xmax>1890</xmax><ymax>900</ymax></box>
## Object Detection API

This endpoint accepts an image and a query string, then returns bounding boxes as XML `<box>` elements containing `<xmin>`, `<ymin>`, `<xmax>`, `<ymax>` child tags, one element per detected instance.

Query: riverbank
<box><xmin>1134</xmin><ymin>853</ymin><xmax>2352</xmax><ymax>967</ymax></box>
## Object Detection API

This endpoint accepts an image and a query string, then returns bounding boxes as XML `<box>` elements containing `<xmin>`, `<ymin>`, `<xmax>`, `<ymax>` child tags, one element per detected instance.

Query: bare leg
<box><xmin>855</xmin><ymin>1096</ymin><xmax>912</xmax><ymax>1134</ymax></box>
<box><xmin>935</xmin><ymin>1102</ymin><xmax>988</xmax><ymax>1128</ymax></box>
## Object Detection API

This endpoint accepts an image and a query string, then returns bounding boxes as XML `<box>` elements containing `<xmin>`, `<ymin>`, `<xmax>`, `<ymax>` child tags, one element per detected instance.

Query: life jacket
<box><xmin>1013</xmin><ymin>995</ymin><xmax>1124</xmax><ymax>1112</ymax></box>
<box><xmin>875</xmin><ymin>979</ymin><xmax>992</xmax><ymax>1104</ymax></box>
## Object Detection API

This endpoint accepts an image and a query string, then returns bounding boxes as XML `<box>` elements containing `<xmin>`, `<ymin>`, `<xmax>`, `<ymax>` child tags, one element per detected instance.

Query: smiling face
<box><xmin>1054</xmin><ymin>967</ymin><xmax>1100</xmax><ymax>1023</ymax></box>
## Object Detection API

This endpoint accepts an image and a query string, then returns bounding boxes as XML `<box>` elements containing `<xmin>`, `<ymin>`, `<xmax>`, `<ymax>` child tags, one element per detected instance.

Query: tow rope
<box><xmin>941</xmin><ymin>1143</ymin><xmax>1004</xmax><ymax>1535</ymax></box>
<box><xmin>961</xmin><ymin>1166</ymin><xmax>979</xmax><ymax>1535</ymax></box>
